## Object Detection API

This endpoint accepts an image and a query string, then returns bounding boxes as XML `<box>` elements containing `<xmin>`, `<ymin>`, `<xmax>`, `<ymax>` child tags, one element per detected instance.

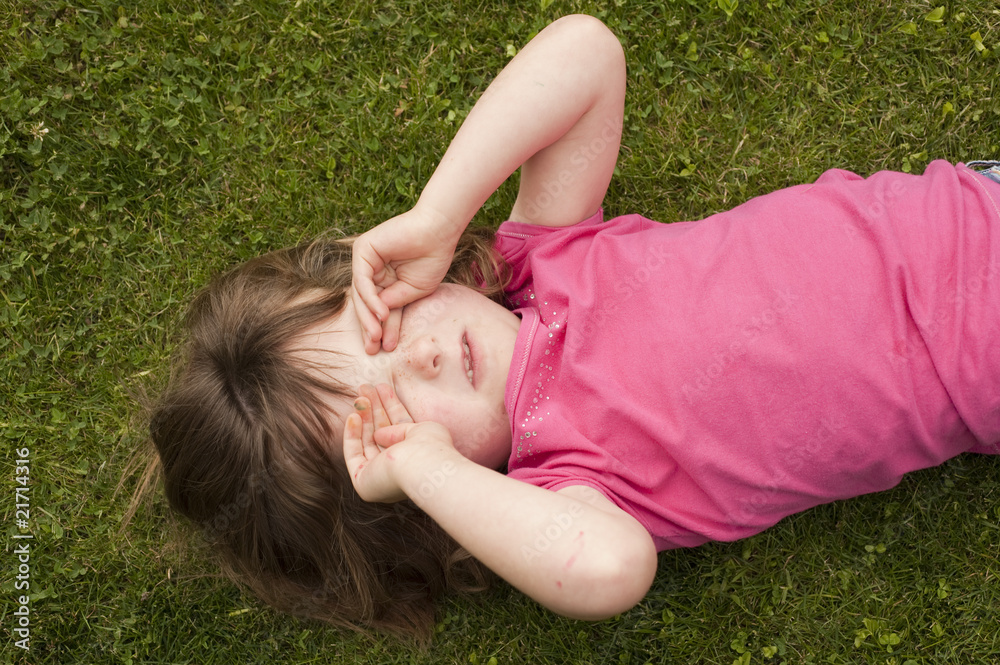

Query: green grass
<box><xmin>2</xmin><ymin>0</ymin><xmax>999</xmax><ymax>663</ymax></box>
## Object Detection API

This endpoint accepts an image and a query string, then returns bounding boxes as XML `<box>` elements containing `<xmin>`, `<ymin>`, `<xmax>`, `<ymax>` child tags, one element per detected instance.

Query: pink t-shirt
<box><xmin>496</xmin><ymin>161</ymin><xmax>1000</xmax><ymax>550</ymax></box>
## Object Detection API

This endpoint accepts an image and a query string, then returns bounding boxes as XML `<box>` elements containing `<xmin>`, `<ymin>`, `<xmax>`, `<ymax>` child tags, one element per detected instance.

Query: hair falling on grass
<box><xmin>138</xmin><ymin>14</ymin><xmax>1000</xmax><ymax>645</ymax></box>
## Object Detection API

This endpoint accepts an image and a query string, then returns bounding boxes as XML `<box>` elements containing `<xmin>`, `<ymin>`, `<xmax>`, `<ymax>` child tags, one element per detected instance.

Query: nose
<box><xmin>399</xmin><ymin>334</ymin><xmax>442</xmax><ymax>379</ymax></box>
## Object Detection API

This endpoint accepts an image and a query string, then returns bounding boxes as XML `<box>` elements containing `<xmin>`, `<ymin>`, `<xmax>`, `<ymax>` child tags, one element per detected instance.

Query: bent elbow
<box><xmin>593</xmin><ymin>538</ymin><xmax>658</xmax><ymax>618</ymax></box>
<box><xmin>559</xmin><ymin>535</ymin><xmax>658</xmax><ymax>620</ymax></box>
<box><xmin>556</xmin><ymin>14</ymin><xmax>625</xmax><ymax>69</ymax></box>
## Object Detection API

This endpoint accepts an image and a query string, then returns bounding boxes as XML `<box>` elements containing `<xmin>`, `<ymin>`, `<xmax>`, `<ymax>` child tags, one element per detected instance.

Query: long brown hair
<box><xmin>143</xmin><ymin>226</ymin><xmax>509</xmax><ymax>643</ymax></box>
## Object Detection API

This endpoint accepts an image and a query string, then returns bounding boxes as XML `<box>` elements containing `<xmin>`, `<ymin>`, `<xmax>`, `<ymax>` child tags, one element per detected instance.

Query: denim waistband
<box><xmin>966</xmin><ymin>160</ymin><xmax>1000</xmax><ymax>185</ymax></box>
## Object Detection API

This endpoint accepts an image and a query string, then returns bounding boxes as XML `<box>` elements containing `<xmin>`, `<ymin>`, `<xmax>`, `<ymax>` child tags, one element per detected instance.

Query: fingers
<box><xmin>351</xmin><ymin>241</ymin><xmax>391</xmax><ymax>319</ymax></box>
<box><xmin>351</xmin><ymin>239</ymin><xmax>392</xmax><ymax>355</ymax></box>
<box><xmin>352</xmin><ymin>396</ymin><xmax>382</xmax><ymax>459</ymax></box>
<box><xmin>343</xmin><ymin>387</ymin><xmax>415</xmax><ymax>503</ymax></box>
<box><xmin>380</xmin><ymin>306</ymin><xmax>403</xmax><ymax>352</ymax></box>
<box><xmin>354</xmin><ymin>383</ymin><xmax>415</xmax><ymax>449</ymax></box>
<box><xmin>342</xmin><ymin>412</ymin><xmax>366</xmax><ymax>481</ymax></box>
<box><xmin>351</xmin><ymin>282</ymin><xmax>385</xmax><ymax>355</ymax></box>
<box><xmin>373</xmin><ymin>422</ymin><xmax>417</xmax><ymax>448</ymax></box>
<box><xmin>358</xmin><ymin>383</ymin><xmax>413</xmax><ymax>427</ymax></box>
<box><xmin>358</xmin><ymin>384</ymin><xmax>391</xmax><ymax>430</ymax></box>
<box><xmin>378</xmin><ymin>279</ymin><xmax>430</xmax><ymax>312</ymax></box>
<box><xmin>373</xmin><ymin>420</ymin><xmax>452</xmax><ymax>448</ymax></box>
<box><xmin>375</xmin><ymin>383</ymin><xmax>414</xmax><ymax>424</ymax></box>
<box><xmin>370</xmin><ymin>385</ymin><xmax>414</xmax><ymax>447</ymax></box>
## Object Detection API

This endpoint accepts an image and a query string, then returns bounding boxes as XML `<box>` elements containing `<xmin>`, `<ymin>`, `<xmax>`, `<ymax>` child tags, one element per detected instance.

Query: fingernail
<box><xmin>353</xmin><ymin>399</ymin><xmax>367</xmax><ymax>411</ymax></box>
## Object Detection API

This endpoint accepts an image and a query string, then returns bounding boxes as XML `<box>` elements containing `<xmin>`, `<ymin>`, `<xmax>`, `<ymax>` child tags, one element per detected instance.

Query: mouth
<box><xmin>462</xmin><ymin>332</ymin><xmax>475</xmax><ymax>387</ymax></box>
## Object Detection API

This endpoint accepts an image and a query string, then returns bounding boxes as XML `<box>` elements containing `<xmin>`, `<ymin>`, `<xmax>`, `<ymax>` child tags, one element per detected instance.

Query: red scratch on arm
<box><xmin>564</xmin><ymin>531</ymin><xmax>585</xmax><ymax>570</ymax></box>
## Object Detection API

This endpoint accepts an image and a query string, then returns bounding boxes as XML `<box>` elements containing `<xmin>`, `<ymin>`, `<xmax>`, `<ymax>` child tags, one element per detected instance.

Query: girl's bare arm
<box><xmin>401</xmin><ymin>444</ymin><xmax>657</xmax><ymax>619</ymax></box>
<box><xmin>419</xmin><ymin>12</ymin><xmax>625</xmax><ymax>229</ymax></box>
<box><xmin>345</xmin><ymin>385</ymin><xmax>657</xmax><ymax>619</ymax></box>
<box><xmin>352</xmin><ymin>14</ymin><xmax>626</xmax><ymax>352</ymax></box>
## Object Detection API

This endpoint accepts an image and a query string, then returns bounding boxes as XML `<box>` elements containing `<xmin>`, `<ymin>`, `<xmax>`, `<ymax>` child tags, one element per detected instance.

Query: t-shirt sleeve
<box><xmin>506</xmin><ymin>465</ymin><xmax>658</xmax><ymax>536</ymax></box>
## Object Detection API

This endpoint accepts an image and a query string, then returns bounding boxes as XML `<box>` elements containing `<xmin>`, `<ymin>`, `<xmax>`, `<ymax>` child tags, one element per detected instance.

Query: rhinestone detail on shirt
<box><xmin>512</xmin><ymin>288</ymin><xmax>563</xmax><ymax>460</ymax></box>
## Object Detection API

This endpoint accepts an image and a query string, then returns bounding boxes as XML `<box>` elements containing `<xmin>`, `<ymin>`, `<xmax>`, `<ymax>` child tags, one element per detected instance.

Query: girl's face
<box><xmin>298</xmin><ymin>284</ymin><xmax>521</xmax><ymax>470</ymax></box>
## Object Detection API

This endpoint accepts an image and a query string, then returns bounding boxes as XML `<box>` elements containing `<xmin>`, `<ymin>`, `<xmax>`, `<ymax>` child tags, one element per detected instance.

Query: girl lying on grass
<box><xmin>149</xmin><ymin>14</ymin><xmax>1000</xmax><ymax>641</ymax></box>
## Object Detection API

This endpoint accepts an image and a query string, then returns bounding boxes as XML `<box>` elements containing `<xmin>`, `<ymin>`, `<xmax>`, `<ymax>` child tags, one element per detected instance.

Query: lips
<box><xmin>462</xmin><ymin>331</ymin><xmax>476</xmax><ymax>388</ymax></box>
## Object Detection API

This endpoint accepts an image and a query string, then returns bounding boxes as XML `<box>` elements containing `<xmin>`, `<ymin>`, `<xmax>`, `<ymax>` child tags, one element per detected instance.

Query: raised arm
<box><xmin>419</xmin><ymin>13</ymin><xmax>625</xmax><ymax>229</ymax></box>
<box><xmin>352</xmin><ymin>14</ymin><xmax>626</xmax><ymax>353</ymax></box>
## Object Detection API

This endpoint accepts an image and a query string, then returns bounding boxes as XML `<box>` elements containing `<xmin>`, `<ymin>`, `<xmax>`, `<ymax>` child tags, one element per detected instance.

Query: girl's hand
<box><xmin>351</xmin><ymin>205</ymin><xmax>464</xmax><ymax>355</ymax></box>
<box><xmin>352</xmin><ymin>16</ymin><xmax>625</xmax><ymax>355</ymax></box>
<box><xmin>343</xmin><ymin>383</ymin><xmax>455</xmax><ymax>503</ymax></box>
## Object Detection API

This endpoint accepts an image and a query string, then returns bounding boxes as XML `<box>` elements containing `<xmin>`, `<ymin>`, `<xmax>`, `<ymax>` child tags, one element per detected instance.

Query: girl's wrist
<box><xmin>392</xmin><ymin>441</ymin><xmax>467</xmax><ymax>502</ymax></box>
<box><xmin>412</xmin><ymin>198</ymin><xmax>469</xmax><ymax>246</ymax></box>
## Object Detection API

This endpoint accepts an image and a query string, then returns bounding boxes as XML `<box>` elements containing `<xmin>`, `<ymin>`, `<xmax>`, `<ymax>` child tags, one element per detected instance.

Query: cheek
<box><xmin>394</xmin><ymin>383</ymin><xmax>477</xmax><ymax>435</ymax></box>
<box><xmin>438</xmin><ymin>401</ymin><xmax>510</xmax><ymax>453</ymax></box>
<box><xmin>359</xmin><ymin>354</ymin><xmax>394</xmax><ymax>386</ymax></box>
<box><xmin>391</xmin><ymin>377</ymin><xmax>439</xmax><ymax>422</ymax></box>
<box><xmin>452</xmin><ymin>411</ymin><xmax>513</xmax><ymax>469</ymax></box>
<box><xmin>406</xmin><ymin>393</ymin><xmax>468</xmax><ymax>430</ymax></box>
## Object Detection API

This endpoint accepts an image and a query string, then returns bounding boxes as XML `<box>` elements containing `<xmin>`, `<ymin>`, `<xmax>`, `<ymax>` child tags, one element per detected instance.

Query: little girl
<box><xmin>150</xmin><ymin>15</ymin><xmax>1000</xmax><ymax>641</ymax></box>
